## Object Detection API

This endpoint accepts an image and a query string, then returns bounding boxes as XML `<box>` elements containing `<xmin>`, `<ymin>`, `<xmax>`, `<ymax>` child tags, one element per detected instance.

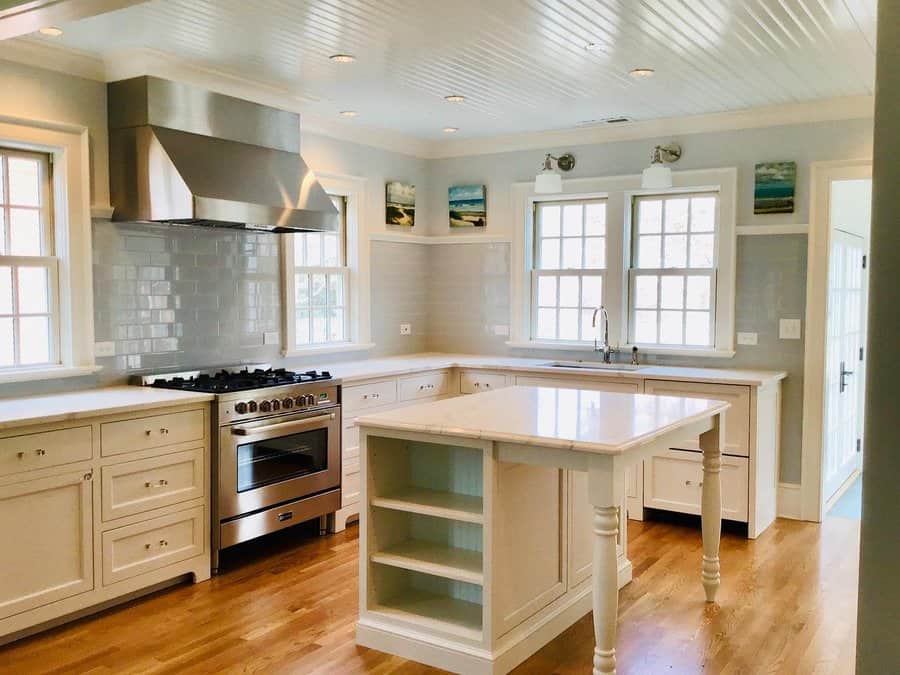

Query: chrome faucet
<box><xmin>591</xmin><ymin>305</ymin><xmax>615</xmax><ymax>364</ymax></box>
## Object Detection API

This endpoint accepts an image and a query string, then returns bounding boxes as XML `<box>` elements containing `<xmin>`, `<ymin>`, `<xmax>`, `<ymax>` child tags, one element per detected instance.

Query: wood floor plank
<box><xmin>0</xmin><ymin>516</ymin><xmax>858</xmax><ymax>674</ymax></box>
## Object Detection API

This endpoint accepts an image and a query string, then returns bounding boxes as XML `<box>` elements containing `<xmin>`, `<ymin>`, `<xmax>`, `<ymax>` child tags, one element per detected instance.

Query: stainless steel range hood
<box><xmin>107</xmin><ymin>76</ymin><xmax>338</xmax><ymax>233</ymax></box>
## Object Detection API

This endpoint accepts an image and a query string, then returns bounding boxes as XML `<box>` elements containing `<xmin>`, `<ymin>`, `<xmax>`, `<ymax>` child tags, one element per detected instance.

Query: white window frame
<box><xmin>281</xmin><ymin>172</ymin><xmax>374</xmax><ymax>357</ymax></box>
<box><xmin>0</xmin><ymin>118</ymin><xmax>98</xmax><ymax>383</ymax></box>
<box><xmin>509</xmin><ymin>168</ymin><xmax>737</xmax><ymax>357</ymax></box>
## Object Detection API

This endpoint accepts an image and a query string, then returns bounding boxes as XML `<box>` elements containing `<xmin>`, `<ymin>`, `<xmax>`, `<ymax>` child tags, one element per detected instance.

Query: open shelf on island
<box><xmin>371</xmin><ymin>588</ymin><xmax>483</xmax><ymax>642</ymax></box>
<box><xmin>371</xmin><ymin>487</ymin><xmax>484</xmax><ymax>524</ymax></box>
<box><xmin>372</xmin><ymin>539</ymin><xmax>483</xmax><ymax>585</ymax></box>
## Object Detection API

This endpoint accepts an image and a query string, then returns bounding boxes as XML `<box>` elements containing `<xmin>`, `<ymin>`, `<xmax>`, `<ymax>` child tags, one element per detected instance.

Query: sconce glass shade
<box><xmin>535</xmin><ymin>169</ymin><xmax>563</xmax><ymax>194</ymax></box>
<box><xmin>641</xmin><ymin>162</ymin><xmax>673</xmax><ymax>189</ymax></box>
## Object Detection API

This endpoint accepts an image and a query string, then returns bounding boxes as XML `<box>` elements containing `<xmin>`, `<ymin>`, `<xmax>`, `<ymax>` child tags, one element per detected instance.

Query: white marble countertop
<box><xmin>358</xmin><ymin>385</ymin><xmax>730</xmax><ymax>454</ymax></box>
<box><xmin>327</xmin><ymin>352</ymin><xmax>787</xmax><ymax>387</ymax></box>
<box><xmin>0</xmin><ymin>387</ymin><xmax>214</xmax><ymax>432</ymax></box>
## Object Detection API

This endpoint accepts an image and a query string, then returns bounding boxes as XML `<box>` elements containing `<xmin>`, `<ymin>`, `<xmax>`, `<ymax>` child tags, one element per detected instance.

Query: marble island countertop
<box><xmin>357</xmin><ymin>385</ymin><xmax>730</xmax><ymax>454</ymax></box>
<box><xmin>326</xmin><ymin>352</ymin><xmax>787</xmax><ymax>387</ymax></box>
<box><xmin>0</xmin><ymin>387</ymin><xmax>214</xmax><ymax>432</ymax></box>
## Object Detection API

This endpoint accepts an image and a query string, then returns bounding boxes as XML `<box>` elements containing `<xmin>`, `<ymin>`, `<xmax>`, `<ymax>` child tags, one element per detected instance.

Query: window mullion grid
<box><xmin>1</xmin><ymin>155</ymin><xmax>9</xmax><ymax>255</ymax></box>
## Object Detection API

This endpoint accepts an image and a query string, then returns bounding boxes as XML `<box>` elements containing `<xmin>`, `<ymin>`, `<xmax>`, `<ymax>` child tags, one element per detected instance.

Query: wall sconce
<box><xmin>534</xmin><ymin>153</ymin><xmax>576</xmax><ymax>194</ymax></box>
<box><xmin>641</xmin><ymin>143</ymin><xmax>682</xmax><ymax>189</ymax></box>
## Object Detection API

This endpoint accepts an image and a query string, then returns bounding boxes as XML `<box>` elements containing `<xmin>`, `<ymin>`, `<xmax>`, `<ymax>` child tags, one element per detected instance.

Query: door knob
<box><xmin>839</xmin><ymin>360</ymin><xmax>854</xmax><ymax>393</ymax></box>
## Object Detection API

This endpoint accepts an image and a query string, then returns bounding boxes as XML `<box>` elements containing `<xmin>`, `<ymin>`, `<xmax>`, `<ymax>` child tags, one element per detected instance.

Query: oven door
<box><xmin>218</xmin><ymin>406</ymin><xmax>341</xmax><ymax>521</ymax></box>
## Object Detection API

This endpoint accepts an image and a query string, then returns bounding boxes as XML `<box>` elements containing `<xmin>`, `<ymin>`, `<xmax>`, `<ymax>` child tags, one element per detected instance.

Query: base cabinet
<box><xmin>0</xmin><ymin>471</ymin><xmax>93</xmax><ymax>619</ymax></box>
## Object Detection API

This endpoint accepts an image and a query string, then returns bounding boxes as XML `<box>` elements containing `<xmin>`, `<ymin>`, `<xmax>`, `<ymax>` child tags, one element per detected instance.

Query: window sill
<box><xmin>0</xmin><ymin>364</ymin><xmax>103</xmax><ymax>385</ymax></box>
<box><xmin>505</xmin><ymin>340</ymin><xmax>735</xmax><ymax>359</ymax></box>
<box><xmin>282</xmin><ymin>342</ymin><xmax>376</xmax><ymax>358</ymax></box>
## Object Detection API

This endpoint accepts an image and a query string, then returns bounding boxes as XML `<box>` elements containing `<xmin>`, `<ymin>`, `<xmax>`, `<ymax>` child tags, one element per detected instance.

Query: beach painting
<box><xmin>449</xmin><ymin>184</ymin><xmax>487</xmax><ymax>227</ymax></box>
<box><xmin>386</xmin><ymin>181</ymin><xmax>415</xmax><ymax>226</ymax></box>
<box><xmin>754</xmin><ymin>161</ymin><xmax>796</xmax><ymax>214</ymax></box>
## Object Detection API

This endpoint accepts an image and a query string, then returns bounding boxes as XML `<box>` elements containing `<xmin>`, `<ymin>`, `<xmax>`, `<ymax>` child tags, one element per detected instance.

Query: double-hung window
<box><xmin>628</xmin><ymin>193</ymin><xmax>718</xmax><ymax>347</ymax></box>
<box><xmin>0</xmin><ymin>148</ymin><xmax>58</xmax><ymax>369</ymax></box>
<box><xmin>290</xmin><ymin>195</ymin><xmax>349</xmax><ymax>346</ymax></box>
<box><xmin>532</xmin><ymin>198</ymin><xmax>607</xmax><ymax>342</ymax></box>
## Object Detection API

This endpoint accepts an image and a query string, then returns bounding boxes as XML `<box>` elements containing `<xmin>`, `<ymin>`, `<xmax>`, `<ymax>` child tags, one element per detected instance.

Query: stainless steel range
<box><xmin>138</xmin><ymin>365</ymin><xmax>341</xmax><ymax>573</ymax></box>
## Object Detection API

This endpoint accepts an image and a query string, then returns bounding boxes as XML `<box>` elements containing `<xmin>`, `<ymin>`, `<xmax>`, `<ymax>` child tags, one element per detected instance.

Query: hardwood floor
<box><xmin>0</xmin><ymin>516</ymin><xmax>859</xmax><ymax>674</ymax></box>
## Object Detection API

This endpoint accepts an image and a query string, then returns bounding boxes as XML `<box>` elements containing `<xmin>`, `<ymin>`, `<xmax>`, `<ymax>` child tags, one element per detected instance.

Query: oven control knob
<box><xmin>282</xmin><ymin>397</ymin><xmax>294</xmax><ymax>409</ymax></box>
<box><xmin>270</xmin><ymin>399</ymin><xmax>281</xmax><ymax>411</ymax></box>
<box><xmin>294</xmin><ymin>395</ymin><xmax>306</xmax><ymax>407</ymax></box>
<box><xmin>305</xmin><ymin>394</ymin><xmax>317</xmax><ymax>406</ymax></box>
<box><xmin>234</xmin><ymin>402</ymin><xmax>249</xmax><ymax>415</ymax></box>
<box><xmin>259</xmin><ymin>400</ymin><xmax>272</xmax><ymax>412</ymax></box>
<box><xmin>248</xmin><ymin>401</ymin><xmax>258</xmax><ymax>412</ymax></box>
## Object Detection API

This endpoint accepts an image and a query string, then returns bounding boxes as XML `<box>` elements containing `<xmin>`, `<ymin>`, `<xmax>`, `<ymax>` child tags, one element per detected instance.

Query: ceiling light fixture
<box><xmin>584</xmin><ymin>42</ymin><xmax>604</xmax><ymax>52</ymax></box>
<box><xmin>442</xmin><ymin>127</ymin><xmax>459</xmax><ymax>134</ymax></box>
<box><xmin>39</xmin><ymin>26</ymin><xmax>64</xmax><ymax>37</ymax></box>
<box><xmin>534</xmin><ymin>153</ymin><xmax>576</xmax><ymax>194</ymax></box>
<box><xmin>629</xmin><ymin>67</ymin><xmax>656</xmax><ymax>78</ymax></box>
<box><xmin>641</xmin><ymin>143</ymin><xmax>682</xmax><ymax>189</ymax></box>
<box><xmin>339</xmin><ymin>110</ymin><xmax>359</xmax><ymax>118</ymax></box>
<box><xmin>329</xmin><ymin>54</ymin><xmax>356</xmax><ymax>63</ymax></box>
<box><xmin>444</xmin><ymin>94</ymin><xmax>466</xmax><ymax>103</ymax></box>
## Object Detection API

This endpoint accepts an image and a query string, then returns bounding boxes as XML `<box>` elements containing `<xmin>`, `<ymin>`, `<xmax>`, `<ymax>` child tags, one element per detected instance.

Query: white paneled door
<box><xmin>823</xmin><ymin>228</ymin><xmax>867</xmax><ymax>502</ymax></box>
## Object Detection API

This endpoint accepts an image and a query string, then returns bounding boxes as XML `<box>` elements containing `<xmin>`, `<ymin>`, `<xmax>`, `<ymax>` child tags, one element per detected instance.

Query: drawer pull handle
<box><xmin>146</xmin><ymin>428</ymin><xmax>170</xmax><ymax>436</ymax></box>
<box><xmin>145</xmin><ymin>539</ymin><xmax>169</xmax><ymax>550</ymax></box>
<box><xmin>160</xmin><ymin>428</ymin><xmax>169</xmax><ymax>435</ymax></box>
<box><xmin>277</xmin><ymin>511</ymin><xmax>294</xmax><ymax>522</ymax></box>
<box><xmin>17</xmin><ymin>452</ymin><xmax>24</xmax><ymax>459</ymax></box>
<box><xmin>35</xmin><ymin>448</ymin><xmax>46</xmax><ymax>456</ymax></box>
<box><xmin>684</xmin><ymin>480</ymin><xmax>704</xmax><ymax>487</ymax></box>
<box><xmin>145</xmin><ymin>479</ymin><xmax>169</xmax><ymax>488</ymax></box>
<box><xmin>363</xmin><ymin>393</ymin><xmax>381</xmax><ymax>400</ymax></box>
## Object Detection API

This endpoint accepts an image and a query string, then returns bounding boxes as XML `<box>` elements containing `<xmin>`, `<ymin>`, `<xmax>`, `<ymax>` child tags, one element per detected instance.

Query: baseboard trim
<box><xmin>777</xmin><ymin>482</ymin><xmax>803</xmax><ymax>520</ymax></box>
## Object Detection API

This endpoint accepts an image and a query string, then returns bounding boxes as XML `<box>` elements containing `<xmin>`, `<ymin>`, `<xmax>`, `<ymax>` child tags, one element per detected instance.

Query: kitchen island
<box><xmin>356</xmin><ymin>386</ymin><xmax>730</xmax><ymax>675</ymax></box>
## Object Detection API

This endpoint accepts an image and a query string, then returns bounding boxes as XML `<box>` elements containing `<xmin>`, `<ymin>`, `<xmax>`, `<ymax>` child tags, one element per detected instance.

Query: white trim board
<box><xmin>736</xmin><ymin>224</ymin><xmax>809</xmax><ymax>236</ymax></box>
<box><xmin>777</xmin><ymin>482</ymin><xmax>803</xmax><ymax>520</ymax></box>
<box><xmin>370</xmin><ymin>233</ymin><xmax>512</xmax><ymax>245</ymax></box>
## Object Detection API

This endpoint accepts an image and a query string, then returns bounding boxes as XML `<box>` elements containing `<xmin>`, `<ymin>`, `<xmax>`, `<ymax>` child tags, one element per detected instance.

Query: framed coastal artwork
<box><xmin>386</xmin><ymin>181</ymin><xmax>415</xmax><ymax>226</ymax></box>
<box><xmin>448</xmin><ymin>184</ymin><xmax>487</xmax><ymax>227</ymax></box>
<box><xmin>754</xmin><ymin>161</ymin><xmax>796</xmax><ymax>214</ymax></box>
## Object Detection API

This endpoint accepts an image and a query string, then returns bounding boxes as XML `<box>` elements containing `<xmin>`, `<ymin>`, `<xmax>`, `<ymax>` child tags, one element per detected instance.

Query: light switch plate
<box><xmin>263</xmin><ymin>331</ymin><xmax>280</xmax><ymax>345</ymax></box>
<box><xmin>400</xmin><ymin>323</ymin><xmax>412</xmax><ymax>335</ymax></box>
<box><xmin>737</xmin><ymin>332</ymin><xmax>758</xmax><ymax>346</ymax></box>
<box><xmin>94</xmin><ymin>341</ymin><xmax>115</xmax><ymax>357</ymax></box>
<box><xmin>779</xmin><ymin>319</ymin><xmax>802</xmax><ymax>340</ymax></box>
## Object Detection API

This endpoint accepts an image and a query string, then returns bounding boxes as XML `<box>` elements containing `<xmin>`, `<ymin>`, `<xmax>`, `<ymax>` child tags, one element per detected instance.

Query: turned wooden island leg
<box><xmin>699</xmin><ymin>412</ymin><xmax>724</xmax><ymax>602</ymax></box>
<box><xmin>588</xmin><ymin>463</ymin><xmax>619</xmax><ymax>675</ymax></box>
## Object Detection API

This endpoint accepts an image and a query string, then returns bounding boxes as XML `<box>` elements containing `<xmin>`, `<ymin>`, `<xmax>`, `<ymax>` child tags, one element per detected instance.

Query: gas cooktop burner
<box><xmin>149</xmin><ymin>367</ymin><xmax>332</xmax><ymax>393</ymax></box>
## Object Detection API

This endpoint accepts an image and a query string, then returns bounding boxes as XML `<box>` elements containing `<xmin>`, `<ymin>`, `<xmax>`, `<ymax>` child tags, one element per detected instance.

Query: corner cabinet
<box><xmin>0</xmin><ymin>400</ymin><xmax>211</xmax><ymax>644</ymax></box>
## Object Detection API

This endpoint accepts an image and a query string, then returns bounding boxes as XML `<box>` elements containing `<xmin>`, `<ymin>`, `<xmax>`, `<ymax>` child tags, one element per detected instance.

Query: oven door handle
<box><xmin>231</xmin><ymin>413</ymin><xmax>336</xmax><ymax>436</ymax></box>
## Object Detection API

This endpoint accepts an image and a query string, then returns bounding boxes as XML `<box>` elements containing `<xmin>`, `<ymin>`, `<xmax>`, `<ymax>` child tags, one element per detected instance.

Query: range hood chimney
<box><xmin>107</xmin><ymin>76</ymin><xmax>338</xmax><ymax>233</ymax></box>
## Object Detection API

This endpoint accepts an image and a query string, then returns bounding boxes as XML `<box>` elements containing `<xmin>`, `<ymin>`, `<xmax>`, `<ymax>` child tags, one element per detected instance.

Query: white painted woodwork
<box><xmin>0</xmin><ymin>426</ymin><xmax>92</xmax><ymax>477</ymax></box>
<box><xmin>624</xmin><ymin>463</ymin><xmax>643</xmax><ymax>521</ymax></box>
<box><xmin>0</xmin><ymin>401</ymin><xmax>211</xmax><ymax>642</ymax></box>
<box><xmin>343</xmin><ymin>379</ymin><xmax>398</xmax><ymax>412</ymax></box>
<box><xmin>700</xmin><ymin>417</ymin><xmax>724</xmax><ymax>602</ymax></box>
<box><xmin>0</xmin><ymin>471</ymin><xmax>93</xmax><ymax>619</ymax></box>
<box><xmin>372</xmin><ymin>541</ymin><xmax>484</xmax><ymax>586</ymax></box>
<box><xmin>29</xmin><ymin>0</ymin><xmax>876</xmax><ymax>140</ymax></box>
<box><xmin>398</xmin><ymin>371</ymin><xmax>456</xmax><ymax>402</ymax></box>
<box><xmin>100</xmin><ymin>447</ymin><xmax>204</xmax><ymax>521</ymax></box>
<box><xmin>514</xmin><ymin>375</ymin><xmax>641</xmax><ymax>394</ymax></box>
<box><xmin>101</xmin><ymin>506</ymin><xmax>205</xmax><ymax>586</ymax></box>
<box><xmin>100</xmin><ymin>409</ymin><xmax>205</xmax><ymax>456</ymax></box>
<box><xmin>459</xmin><ymin>371</ymin><xmax>510</xmax><ymax>395</ymax></box>
<box><xmin>371</xmin><ymin>487</ymin><xmax>484</xmax><ymax>524</ymax></box>
<box><xmin>644</xmin><ymin>449</ymin><xmax>749</xmax><ymax>522</ymax></box>
<box><xmin>643</xmin><ymin>380</ymin><xmax>750</xmax><ymax>456</ymax></box>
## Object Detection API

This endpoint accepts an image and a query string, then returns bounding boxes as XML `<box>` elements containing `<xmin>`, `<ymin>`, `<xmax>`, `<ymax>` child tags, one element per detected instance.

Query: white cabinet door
<box><xmin>0</xmin><ymin>471</ymin><xmax>93</xmax><ymax>619</ymax></box>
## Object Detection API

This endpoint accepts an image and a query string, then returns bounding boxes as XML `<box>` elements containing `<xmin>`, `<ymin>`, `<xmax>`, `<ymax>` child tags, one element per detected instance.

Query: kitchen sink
<box><xmin>541</xmin><ymin>360</ymin><xmax>645</xmax><ymax>371</ymax></box>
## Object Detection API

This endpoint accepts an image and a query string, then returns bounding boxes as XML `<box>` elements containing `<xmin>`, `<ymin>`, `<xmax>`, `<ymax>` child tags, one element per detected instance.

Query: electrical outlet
<box><xmin>94</xmin><ymin>341</ymin><xmax>115</xmax><ymax>357</ymax></box>
<box><xmin>263</xmin><ymin>331</ymin><xmax>280</xmax><ymax>346</ymax></box>
<box><xmin>737</xmin><ymin>332</ymin><xmax>758</xmax><ymax>346</ymax></box>
<box><xmin>400</xmin><ymin>323</ymin><xmax>412</xmax><ymax>335</ymax></box>
<box><xmin>779</xmin><ymin>319</ymin><xmax>802</xmax><ymax>340</ymax></box>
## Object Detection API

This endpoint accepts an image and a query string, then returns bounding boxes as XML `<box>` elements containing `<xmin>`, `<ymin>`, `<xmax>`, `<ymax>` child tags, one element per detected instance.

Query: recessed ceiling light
<box><xmin>39</xmin><ymin>26</ymin><xmax>64</xmax><ymax>37</ymax></box>
<box><xmin>444</xmin><ymin>95</ymin><xmax>466</xmax><ymax>103</ymax></box>
<box><xmin>339</xmin><ymin>110</ymin><xmax>359</xmax><ymax>118</ymax></box>
<box><xmin>442</xmin><ymin>127</ymin><xmax>459</xmax><ymax>134</ymax></box>
<box><xmin>584</xmin><ymin>42</ymin><xmax>604</xmax><ymax>52</ymax></box>
<box><xmin>629</xmin><ymin>68</ymin><xmax>656</xmax><ymax>78</ymax></box>
<box><xmin>329</xmin><ymin>54</ymin><xmax>355</xmax><ymax>63</ymax></box>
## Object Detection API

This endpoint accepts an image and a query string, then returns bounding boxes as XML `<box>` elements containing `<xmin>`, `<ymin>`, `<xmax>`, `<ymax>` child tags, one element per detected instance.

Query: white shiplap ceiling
<box><xmin>25</xmin><ymin>0</ymin><xmax>877</xmax><ymax>141</ymax></box>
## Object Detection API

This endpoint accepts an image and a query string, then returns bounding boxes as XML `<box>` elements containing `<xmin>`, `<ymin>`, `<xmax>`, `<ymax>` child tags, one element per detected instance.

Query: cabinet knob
<box><xmin>35</xmin><ymin>448</ymin><xmax>46</xmax><ymax>456</ymax></box>
<box><xmin>145</xmin><ymin>429</ymin><xmax>152</xmax><ymax>436</ymax></box>
<box><xmin>160</xmin><ymin>428</ymin><xmax>169</xmax><ymax>435</ymax></box>
<box><xmin>17</xmin><ymin>451</ymin><xmax>24</xmax><ymax>459</ymax></box>
<box><xmin>84</xmin><ymin>472</ymin><xmax>93</xmax><ymax>481</ymax></box>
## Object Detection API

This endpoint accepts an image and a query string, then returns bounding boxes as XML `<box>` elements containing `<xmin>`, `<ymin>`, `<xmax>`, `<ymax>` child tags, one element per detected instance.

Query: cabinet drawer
<box><xmin>460</xmin><ymin>370</ymin><xmax>509</xmax><ymax>394</ymax></box>
<box><xmin>514</xmin><ymin>375</ymin><xmax>641</xmax><ymax>393</ymax></box>
<box><xmin>398</xmin><ymin>371</ymin><xmax>454</xmax><ymax>401</ymax></box>
<box><xmin>644</xmin><ymin>380</ymin><xmax>750</xmax><ymax>456</ymax></box>
<box><xmin>343</xmin><ymin>423</ymin><xmax>360</xmax><ymax>452</ymax></box>
<box><xmin>342</xmin><ymin>471</ymin><xmax>361</xmax><ymax>507</ymax></box>
<box><xmin>343</xmin><ymin>379</ymin><xmax>397</xmax><ymax>413</ymax></box>
<box><xmin>343</xmin><ymin>455</ymin><xmax>360</xmax><ymax>476</ymax></box>
<box><xmin>101</xmin><ymin>409</ymin><xmax>205</xmax><ymax>457</ymax></box>
<box><xmin>101</xmin><ymin>448</ymin><xmax>205</xmax><ymax>522</ymax></box>
<box><xmin>643</xmin><ymin>449</ymin><xmax>748</xmax><ymax>522</ymax></box>
<box><xmin>0</xmin><ymin>426</ymin><xmax>92</xmax><ymax>477</ymax></box>
<box><xmin>102</xmin><ymin>506</ymin><xmax>205</xmax><ymax>585</ymax></box>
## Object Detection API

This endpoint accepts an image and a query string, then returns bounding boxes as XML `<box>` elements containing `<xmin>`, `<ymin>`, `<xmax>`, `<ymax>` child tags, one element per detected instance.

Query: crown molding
<box><xmin>0</xmin><ymin>36</ymin><xmax>106</xmax><ymax>81</ymax></box>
